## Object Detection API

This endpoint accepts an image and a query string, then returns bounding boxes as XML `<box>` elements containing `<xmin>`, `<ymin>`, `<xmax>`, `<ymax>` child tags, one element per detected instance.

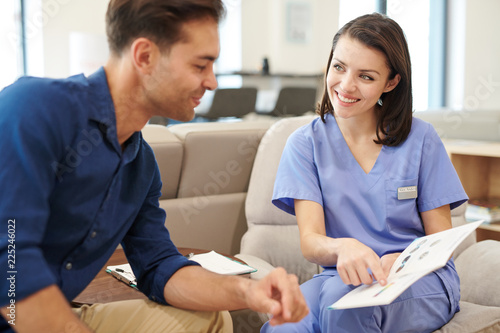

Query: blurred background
<box><xmin>1</xmin><ymin>0</ymin><xmax>499</xmax><ymax>114</ymax></box>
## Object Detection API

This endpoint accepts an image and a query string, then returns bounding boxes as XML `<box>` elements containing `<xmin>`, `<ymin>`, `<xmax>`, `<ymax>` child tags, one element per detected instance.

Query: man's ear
<box><xmin>129</xmin><ymin>38</ymin><xmax>159</xmax><ymax>74</ymax></box>
<box><xmin>384</xmin><ymin>73</ymin><xmax>401</xmax><ymax>93</ymax></box>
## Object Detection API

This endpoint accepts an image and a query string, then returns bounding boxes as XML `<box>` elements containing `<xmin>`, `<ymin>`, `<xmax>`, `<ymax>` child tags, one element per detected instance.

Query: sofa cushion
<box><xmin>141</xmin><ymin>125</ymin><xmax>183</xmax><ymax>199</ymax></box>
<box><xmin>160</xmin><ymin>192</ymin><xmax>247</xmax><ymax>255</ymax></box>
<box><xmin>239</xmin><ymin>224</ymin><xmax>319</xmax><ymax>284</ymax></box>
<box><xmin>434</xmin><ymin>301</ymin><xmax>500</xmax><ymax>333</ymax></box>
<box><xmin>169</xmin><ymin>121</ymin><xmax>273</xmax><ymax>198</ymax></box>
<box><xmin>454</xmin><ymin>240</ymin><xmax>500</xmax><ymax>307</ymax></box>
<box><xmin>234</xmin><ymin>253</ymin><xmax>276</xmax><ymax>281</ymax></box>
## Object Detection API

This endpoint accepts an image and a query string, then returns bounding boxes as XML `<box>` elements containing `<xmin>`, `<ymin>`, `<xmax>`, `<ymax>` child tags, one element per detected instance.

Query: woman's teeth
<box><xmin>338</xmin><ymin>93</ymin><xmax>357</xmax><ymax>103</ymax></box>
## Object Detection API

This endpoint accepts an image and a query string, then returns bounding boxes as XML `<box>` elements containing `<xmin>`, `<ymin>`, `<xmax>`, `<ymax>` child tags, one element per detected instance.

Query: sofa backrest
<box><xmin>241</xmin><ymin>115</ymin><xmax>320</xmax><ymax>283</ymax></box>
<box><xmin>169</xmin><ymin>121</ymin><xmax>274</xmax><ymax>199</ymax></box>
<box><xmin>413</xmin><ymin>109</ymin><xmax>500</xmax><ymax>141</ymax></box>
<box><xmin>141</xmin><ymin>124</ymin><xmax>183</xmax><ymax>199</ymax></box>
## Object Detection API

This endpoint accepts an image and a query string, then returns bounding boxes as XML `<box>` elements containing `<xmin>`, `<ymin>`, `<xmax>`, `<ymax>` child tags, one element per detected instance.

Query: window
<box><xmin>0</xmin><ymin>1</ymin><xmax>24</xmax><ymax>90</ymax></box>
<box><xmin>386</xmin><ymin>0</ymin><xmax>430</xmax><ymax>111</ymax></box>
<box><xmin>216</xmin><ymin>0</ymin><xmax>242</xmax><ymax>88</ymax></box>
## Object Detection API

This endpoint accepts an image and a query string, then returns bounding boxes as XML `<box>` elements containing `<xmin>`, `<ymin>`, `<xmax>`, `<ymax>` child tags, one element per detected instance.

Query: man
<box><xmin>0</xmin><ymin>0</ymin><xmax>308</xmax><ymax>332</ymax></box>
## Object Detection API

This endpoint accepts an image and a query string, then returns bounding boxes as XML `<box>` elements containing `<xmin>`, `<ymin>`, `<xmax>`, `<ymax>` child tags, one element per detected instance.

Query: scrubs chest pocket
<box><xmin>385</xmin><ymin>178</ymin><xmax>420</xmax><ymax>231</ymax></box>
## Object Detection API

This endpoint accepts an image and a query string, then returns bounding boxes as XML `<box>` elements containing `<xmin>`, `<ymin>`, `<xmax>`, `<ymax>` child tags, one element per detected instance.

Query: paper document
<box><xmin>106</xmin><ymin>251</ymin><xmax>256</xmax><ymax>289</ymax></box>
<box><xmin>329</xmin><ymin>221</ymin><xmax>483</xmax><ymax>310</ymax></box>
<box><xmin>189</xmin><ymin>251</ymin><xmax>257</xmax><ymax>275</ymax></box>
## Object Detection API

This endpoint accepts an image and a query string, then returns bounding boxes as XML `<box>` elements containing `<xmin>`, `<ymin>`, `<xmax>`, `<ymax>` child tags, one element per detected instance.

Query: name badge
<box><xmin>398</xmin><ymin>186</ymin><xmax>418</xmax><ymax>200</ymax></box>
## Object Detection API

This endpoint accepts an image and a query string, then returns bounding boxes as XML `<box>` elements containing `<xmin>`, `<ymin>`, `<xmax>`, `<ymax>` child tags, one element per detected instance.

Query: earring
<box><xmin>377</xmin><ymin>98</ymin><xmax>383</xmax><ymax>106</ymax></box>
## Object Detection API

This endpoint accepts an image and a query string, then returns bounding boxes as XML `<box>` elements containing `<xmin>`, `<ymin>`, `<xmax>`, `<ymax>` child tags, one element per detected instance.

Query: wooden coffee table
<box><xmin>71</xmin><ymin>248</ymin><xmax>244</xmax><ymax>306</ymax></box>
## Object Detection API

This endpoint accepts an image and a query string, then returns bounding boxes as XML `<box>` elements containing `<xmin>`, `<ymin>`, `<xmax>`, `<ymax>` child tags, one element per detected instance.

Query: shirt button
<box><xmin>90</xmin><ymin>231</ymin><xmax>97</xmax><ymax>238</ymax></box>
<box><xmin>65</xmin><ymin>262</ymin><xmax>73</xmax><ymax>270</ymax></box>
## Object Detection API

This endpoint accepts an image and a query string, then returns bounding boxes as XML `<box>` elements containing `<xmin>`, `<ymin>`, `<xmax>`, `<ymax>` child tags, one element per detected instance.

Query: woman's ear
<box><xmin>384</xmin><ymin>73</ymin><xmax>401</xmax><ymax>93</ymax></box>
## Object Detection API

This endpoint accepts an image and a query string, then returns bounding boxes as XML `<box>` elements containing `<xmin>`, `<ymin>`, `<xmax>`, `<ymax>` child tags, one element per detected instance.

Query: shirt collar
<box><xmin>87</xmin><ymin>67</ymin><xmax>141</xmax><ymax>163</ymax></box>
<box><xmin>87</xmin><ymin>67</ymin><xmax>115</xmax><ymax>127</ymax></box>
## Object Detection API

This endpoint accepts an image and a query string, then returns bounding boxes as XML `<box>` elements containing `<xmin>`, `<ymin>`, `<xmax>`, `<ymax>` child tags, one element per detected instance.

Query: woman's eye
<box><xmin>333</xmin><ymin>64</ymin><xmax>343</xmax><ymax>71</ymax></box>
<box><xmin>360</xmin><ymin>74</ymin><xmax>373</xmax><ymax>81</ymax></box>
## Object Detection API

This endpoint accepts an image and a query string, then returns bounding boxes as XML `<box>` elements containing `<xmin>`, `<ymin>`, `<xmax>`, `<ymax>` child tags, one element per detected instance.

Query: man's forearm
<box><xmin>0</xmin><ymin>284</ymin><xmax>92</xmax><ymax>333</ymax></box>
<box><xmin>164</xmin><ymin>266</ymin><xmax>251</xmax><ymax>311</ymax></box>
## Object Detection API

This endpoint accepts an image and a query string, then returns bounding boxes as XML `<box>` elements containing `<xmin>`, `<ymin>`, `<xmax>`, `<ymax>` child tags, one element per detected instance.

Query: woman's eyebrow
<box><xmin>332</xmin><ymin>57</ymin><xmax>380</xmax><ymax>75</ymax></box>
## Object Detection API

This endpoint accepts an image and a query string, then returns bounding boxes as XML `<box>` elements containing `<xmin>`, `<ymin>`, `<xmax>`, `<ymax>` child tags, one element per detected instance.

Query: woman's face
<box><xmin>326</xmin><ymin>36</ymin><xmax>400</xmax><ymax>120</ymax></box>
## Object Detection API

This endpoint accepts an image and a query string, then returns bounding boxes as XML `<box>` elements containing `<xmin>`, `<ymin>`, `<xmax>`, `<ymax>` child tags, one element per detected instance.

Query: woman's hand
<box><xmin>380</xmin><ymin>252</ymin><xmax>401</xmax><ymax>276</ymax></box>
<box><xmin>336</xmin><ymin>238</ymin><xmax>388</xmax><ymax>286</ymax></box>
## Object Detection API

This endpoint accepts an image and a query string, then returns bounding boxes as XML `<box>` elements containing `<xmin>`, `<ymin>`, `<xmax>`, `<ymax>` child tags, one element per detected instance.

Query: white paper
<box><xmin>329</xmin><ymin>221</ymin><xmax>483</xmax><ymax>310</ymax></box>
<box><xmin>189</xmin><ymin>251</ymin><xmax>256</xmax><ymax>275</ymax></box>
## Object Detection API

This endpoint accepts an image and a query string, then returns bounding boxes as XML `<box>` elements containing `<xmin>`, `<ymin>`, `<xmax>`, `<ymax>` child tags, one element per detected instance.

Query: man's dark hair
<box><xmin>106</xmin><ymin>0</ymin><xmax>225</xmax><ymax>55</ymax></box>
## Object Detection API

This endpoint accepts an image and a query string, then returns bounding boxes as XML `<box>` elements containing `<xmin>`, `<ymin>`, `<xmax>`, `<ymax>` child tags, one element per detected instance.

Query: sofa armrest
<box><xmin>434</xmin><ymin>301</ymin><xmax>500</xmax><ymax>333</ymax></box>
<box><xmin>454</xmin><ymin>240</ymin><xmax>500</xmax><ymax>307</ymax></box>
<box><xmin>234</xmin><ymin>253</ymin><xmax>276</xmax><ymax>280</ymax></box>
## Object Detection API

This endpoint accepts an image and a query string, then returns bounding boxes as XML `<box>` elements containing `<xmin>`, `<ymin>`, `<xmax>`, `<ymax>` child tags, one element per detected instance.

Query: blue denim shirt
<box><xmin>0</xmin><ymin>68</ymin><xmax>198</xmax><ymax>330</ymax></box>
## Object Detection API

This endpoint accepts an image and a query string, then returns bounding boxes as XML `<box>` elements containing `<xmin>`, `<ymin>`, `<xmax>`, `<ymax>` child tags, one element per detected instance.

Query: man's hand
<box><xmin>164</xmin><ymin>265</ymin><xmax>308</xmax><ymax>325</ymax></box>
<box><xmin>244</xmin><ymin>267</ymin><xmax>308</xmax><ymax>326</ymax></box>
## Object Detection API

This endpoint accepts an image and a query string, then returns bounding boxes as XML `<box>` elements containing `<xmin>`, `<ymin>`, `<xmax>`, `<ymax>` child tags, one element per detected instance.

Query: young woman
<box><xmin>261</xmin><ymin>13</ymin><xmax>468</xmax><ymax>332</ymax></box>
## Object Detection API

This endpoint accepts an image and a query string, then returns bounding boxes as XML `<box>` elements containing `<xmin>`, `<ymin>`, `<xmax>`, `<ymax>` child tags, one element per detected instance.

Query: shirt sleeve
<box><xmin>272</xmin><ymin>126</ymin><xmax>323</xmax><ymax>216</ymax></box>
<box><xmin>417</xmin><ymin>124</ymin><xmax>468</xmax><ymax>212</ymax></box>
<box><xmin>121</xmin><ymin>153</ymin><xmax>200</xmax><ymax>305</ymax></box>
<box><xmin>0</xmin><ymin>79</ymin><xmax>74</xmax><ymax>305</ymax></box>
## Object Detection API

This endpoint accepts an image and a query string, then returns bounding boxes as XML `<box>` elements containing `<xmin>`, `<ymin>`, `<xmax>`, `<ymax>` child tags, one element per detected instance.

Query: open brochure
<box><xmin>329</xmin><ymin>221</ymin><xmax>483</xmax><ymax>310</ymax></box>
<box><xmin>106</xmin><ymin>250</ymin><xmax>256</xmax><ymax>288</ymax></box>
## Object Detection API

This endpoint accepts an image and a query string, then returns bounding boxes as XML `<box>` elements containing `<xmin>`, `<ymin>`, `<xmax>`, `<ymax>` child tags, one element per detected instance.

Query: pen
<box><xmin>185</xmin><ymin>252</ymin><xmax>194</xmax><ymax>259</ymax></box>
<box><xmin>111</xmin><ymin>269</ymin><xmax>137</xmax><ymax>287</ymax></box>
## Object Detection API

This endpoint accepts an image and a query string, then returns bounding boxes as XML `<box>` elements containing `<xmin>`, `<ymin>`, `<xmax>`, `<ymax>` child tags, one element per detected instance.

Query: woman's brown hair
<box><xmin>317</xmin><ymin>13</ymin><xmax>413</xmax><ymax>146</ymax></box>
<box><xmin>106</xmin><ymin>0</ymin><xmax>225</xmax><ymax>56</ymax></box>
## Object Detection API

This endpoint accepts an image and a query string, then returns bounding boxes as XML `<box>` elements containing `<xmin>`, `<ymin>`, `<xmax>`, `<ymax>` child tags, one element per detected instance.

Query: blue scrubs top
<box><xmin>273</xmin><ymin>114</ymin><xmax>468</xmax><ymax>261</ymax></box>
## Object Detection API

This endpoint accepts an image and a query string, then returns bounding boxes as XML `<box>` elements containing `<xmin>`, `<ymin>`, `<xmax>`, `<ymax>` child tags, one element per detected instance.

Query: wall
<box><xmin>241</xmin><ymin>0</ymin><xmax>339</xmax><ymax>75</ymax></box>
<box><xmin>37</xmin><ymin>0</ymin><xmax>108</xmax><ymax>78</ymax></box>
<box><xmin>37</xmin><ymin>0</ymin><xmax>337</xmax><ymax>78</ymax></box>
<box><xmin>447</xmin><ymin>0</ymin><xmax>500</xmax><ymax>111</ymax></box>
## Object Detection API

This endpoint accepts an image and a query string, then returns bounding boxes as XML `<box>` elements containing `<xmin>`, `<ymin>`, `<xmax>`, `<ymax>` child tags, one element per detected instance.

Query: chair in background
<box><xmin>197</xmin><ymin>87</ymin><xmax>258</xmax><ymax>120</ymax></box>
<box><xmin>267</xmin><ymin>86</ymin><xmax>317</xmax><ymax>117</ymax></box>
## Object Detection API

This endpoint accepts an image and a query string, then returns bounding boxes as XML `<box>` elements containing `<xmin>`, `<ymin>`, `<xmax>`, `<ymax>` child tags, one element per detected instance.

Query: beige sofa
<box><xmin>142</xmin><ymin>120</ymin><xmax>276</xmax><ymax>255</ymax></box>
<box><xmin>142</xmin><ymin>115</ymin><xmax>500</xmax><ymax>333</ymax></box>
